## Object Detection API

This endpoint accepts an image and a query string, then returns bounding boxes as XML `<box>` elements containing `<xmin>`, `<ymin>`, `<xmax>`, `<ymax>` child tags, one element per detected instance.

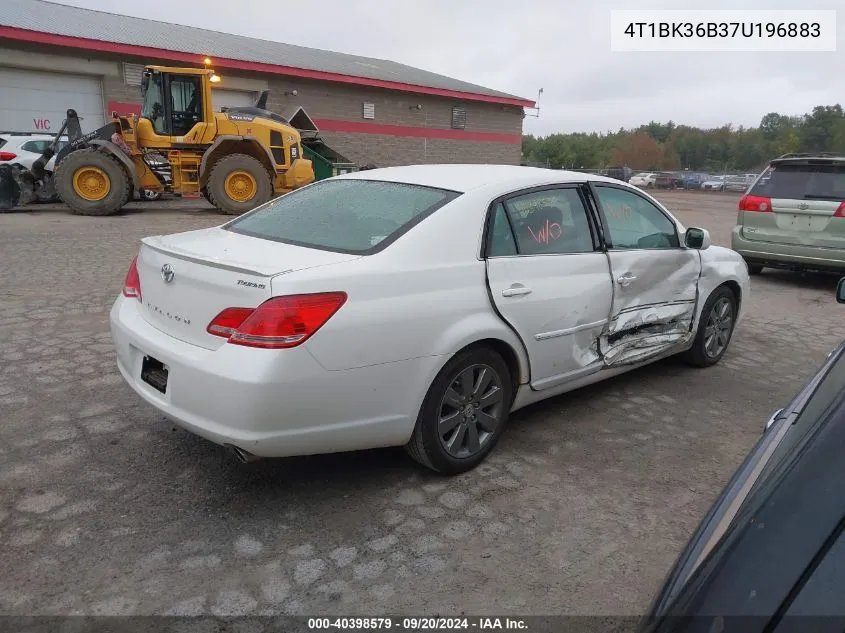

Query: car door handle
<box><xmin>502</xmin><ymin>286</ymin><xmax>532</xmax><ymax>297</ymax></box>
<box><xmin>616</xmin><ymin>273</ymin><xmax>637</xmax><ymax>287</ymax></box>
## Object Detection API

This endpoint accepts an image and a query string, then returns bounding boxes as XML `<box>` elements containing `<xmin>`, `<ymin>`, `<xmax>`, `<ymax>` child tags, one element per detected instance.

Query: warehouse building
<box><xmin>0</xmin><ymin>0</ymin><xmax>532</xmax><ymax>166</ymax></box>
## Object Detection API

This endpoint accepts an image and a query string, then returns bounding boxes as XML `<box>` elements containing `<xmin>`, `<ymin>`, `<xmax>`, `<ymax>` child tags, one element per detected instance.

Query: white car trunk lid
<box><xmin>136</xmin><ymin>228</ymin><xmax>359</xmax><ymax>350</ymax></box>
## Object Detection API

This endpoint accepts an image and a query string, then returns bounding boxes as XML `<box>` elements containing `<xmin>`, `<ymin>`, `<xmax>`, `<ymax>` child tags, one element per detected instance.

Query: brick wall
<box><xmin>264</xmin><ymin>77</ymin><xmax>524</xmax><ymax>136</ymax></box>
<box><xmin>102</xmin><ymin>73</ymin><xmax>143</xmax><ymax>108</ymax></box>
<box><xmin>265</xmin><ymin>77</ymin><xmax>524</xmax><ymax>166</ymax></box>
<box><xmin>8</xmin><ymin>42</ymin><xmax>525</xmax><ymax>167</ymax></box>
<box><xmin>318</xmin><ymin>132</ymin><xmax>521</xmax><ymax>166</ymax></box>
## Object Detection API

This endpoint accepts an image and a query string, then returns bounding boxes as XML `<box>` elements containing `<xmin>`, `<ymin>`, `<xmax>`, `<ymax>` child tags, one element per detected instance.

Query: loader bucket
<box><xmin>0</xmin><ymin>164</ymin><xmax>37</xmax><ymax>211</ymax></box>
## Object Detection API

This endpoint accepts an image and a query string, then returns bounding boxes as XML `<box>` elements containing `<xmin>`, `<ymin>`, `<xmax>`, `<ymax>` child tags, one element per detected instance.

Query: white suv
<box><xmin>0</xmin><ymin>132</ymin><xmax>67</xmax><ymax>201</ymax></box>
<box><xmin>0</xmin><ymin>132</ymin><xmax>161</xmax><ymax>202</ymax></box>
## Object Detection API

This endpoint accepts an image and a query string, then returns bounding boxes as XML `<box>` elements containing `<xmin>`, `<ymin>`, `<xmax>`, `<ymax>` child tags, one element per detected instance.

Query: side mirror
<box><xmin>837</xmin><ymin>277</ymin><xmax>845</xmax><ymax>304</ymax></box>
<box><xmin>684</xmin><ymin>227</ymin><xmax>711</xmax><ymax>250</ymax></box>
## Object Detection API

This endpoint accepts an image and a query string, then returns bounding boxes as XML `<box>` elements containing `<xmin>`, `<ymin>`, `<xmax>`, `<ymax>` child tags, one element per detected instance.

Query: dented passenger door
<box><xmin>589</xmin><ymin>183</ymin><xmax>701</xmax><ymax>366</ymax></box>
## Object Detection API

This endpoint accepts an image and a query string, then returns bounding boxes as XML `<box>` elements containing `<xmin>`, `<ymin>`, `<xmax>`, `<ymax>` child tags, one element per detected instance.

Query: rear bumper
<box><xmin>731</xmin><ymin>226</ymin><xmax>845</xmax><ymax>272</ymax></box>
<box><xmin>110</xmin><ymin>295</ymin><xmax>440</xmax><ymax>458</ymax></box>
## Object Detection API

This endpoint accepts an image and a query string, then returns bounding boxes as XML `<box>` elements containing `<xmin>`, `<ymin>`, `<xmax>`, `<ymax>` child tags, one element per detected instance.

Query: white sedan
<box><xmin>110</xmin><ymin>165</ymin><xmax>750</xmax><ymax>474</ymax></box>
<box><xmin>629</xmin><ymin>172</ymin><xmax>656</xmax><ymax>188</ymax></box>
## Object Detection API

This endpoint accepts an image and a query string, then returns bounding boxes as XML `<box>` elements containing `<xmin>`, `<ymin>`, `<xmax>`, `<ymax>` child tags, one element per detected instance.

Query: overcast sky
<box><xmin>54</xmin><ymin>0</ymin><xmax>844</xmax><ymax>136</ymax></box>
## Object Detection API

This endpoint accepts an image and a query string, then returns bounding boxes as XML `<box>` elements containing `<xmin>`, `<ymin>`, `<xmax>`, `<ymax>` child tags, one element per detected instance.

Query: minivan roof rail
<box><xmin>776</xmin><ymin>152</ymin><xmax>845</xmax><ymax>159</ymax></box>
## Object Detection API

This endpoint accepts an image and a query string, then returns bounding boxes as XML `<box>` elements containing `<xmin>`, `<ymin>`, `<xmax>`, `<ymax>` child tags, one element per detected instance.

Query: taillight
<box><xmin>122</xmin><ymin>255</ymin><xmax>142</xmax><ymax>301</ymax></box>
<box><xmin>207</xmin><ymin>292</ymin><xmax>347</xmax><ymax>349</ymax></box>
<box><xmin>206</xmin><ymin>307</ymin><xmax>253</xmax><ymax>337</ymax></box>
<box><xmin>738</xmin><ymin>195</ymin><xmax>772</xmax><ymax>212</ymax></box>
<box><xmin>0</xmin><ymin>152</ymin><xmax>17</xmax><ymax>161</ymax></box>
<box><xmin>833</xmin><ymin>202</ymin><xmax>845</xmax><ymax>218</ymax></box>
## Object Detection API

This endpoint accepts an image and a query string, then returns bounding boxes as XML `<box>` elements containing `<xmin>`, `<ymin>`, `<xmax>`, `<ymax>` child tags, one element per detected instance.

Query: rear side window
<box><xmin>751</xmin><ymin>164</ymin><xmax>845</xmax><ymax>201</ymax></box>
<box><xmin>487</xmin><ymin>203</ymin><xmax>517</xmax><ymax>257</ymax></box>
<box><xmin>21</xmin><ymin>140</ymin><xmax>50</xmax><ymax>153</ymax></box>
<box><xmin>0</xmin><ymin>137</ymin><xmax>6</xmax><ymax>149</ymax></box>
<box><xmin>500</xmin><ymin>188</ymin><xmax>595</xmax><ymax>255</ymax></box>
<box><xmin>225</xmin><ymin>179</ymin><xmax>461</xmax><ymax>254</ymax></box>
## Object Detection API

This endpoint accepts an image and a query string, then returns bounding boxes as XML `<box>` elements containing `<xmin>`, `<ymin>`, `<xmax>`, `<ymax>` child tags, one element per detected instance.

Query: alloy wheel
<box><xmin>704</xmin><ymin>297</ymin><xmax>734</xmax><ymax>358</ymax></box>
<box><xmin>437</xmin><ymin>364</ymin><xmax>505</xmax><ymax>459</ymax></box>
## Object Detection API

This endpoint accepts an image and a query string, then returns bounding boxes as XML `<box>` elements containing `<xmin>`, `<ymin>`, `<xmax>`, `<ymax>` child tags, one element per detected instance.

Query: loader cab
<box><xmin>139</xmin><ymin>67</ymin><xmax>215</xmax><ymax>143</ymax></box>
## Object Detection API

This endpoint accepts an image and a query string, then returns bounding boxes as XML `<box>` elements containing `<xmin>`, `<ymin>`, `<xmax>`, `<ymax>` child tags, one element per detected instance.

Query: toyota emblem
<box><xmin>798</xmin><ymin>202</ymin><xmax>809</xmax><ymax>210</ymax></box>
<box><xmin>161</xmin><ymin>263</ymin><xmax>175</xmax><ymax>283</ymax></box>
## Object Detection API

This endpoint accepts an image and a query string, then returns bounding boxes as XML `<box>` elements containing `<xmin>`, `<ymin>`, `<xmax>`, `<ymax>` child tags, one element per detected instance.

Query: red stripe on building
<box><xmin>0</xmin><ymin>26</ymin><xmax>535</xmax><ymax>108</ymax></box>
<box><xmin>107</xmin><ymin>101</ymin><xmax>142</xmax><ymax>117</ymax></box>
<box><xmin>313</xmin><ymin>119</ymin><xmax>521</xmax><ymax>144</ymax></box>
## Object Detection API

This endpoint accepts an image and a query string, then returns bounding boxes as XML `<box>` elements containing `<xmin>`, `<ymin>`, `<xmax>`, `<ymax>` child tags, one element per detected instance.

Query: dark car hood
<box><xmin>642</xmin><ymin>341</ymin><xmax>845</xmax><ymax>632</ymax></box>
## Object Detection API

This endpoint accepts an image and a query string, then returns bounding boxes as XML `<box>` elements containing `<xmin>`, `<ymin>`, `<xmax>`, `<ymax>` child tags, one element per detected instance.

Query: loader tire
<box><xmin>206</xmin><ymin>154</ymin><xmax>273</xmax><ymax>216</ymax></box>
<box><xmin>54</xmin><ymin>148</ymin><xmax>131</xmax><ymax>216</ymax></box>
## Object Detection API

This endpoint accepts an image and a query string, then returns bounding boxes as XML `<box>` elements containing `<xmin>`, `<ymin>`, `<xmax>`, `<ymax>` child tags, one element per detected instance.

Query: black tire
<box><xmin>205</xmin><ymin>154</ymin><xmax>273</xmax><ymax>216</ymax></box>
<box><xmin>405</xmin><ymin>347</ymin><xmax>513</xmax><ymax>475</ymax></box>
<box><xmin>746</xmin><ymin>261</ymin><xmax>763</xmax><ymax>275</ymax></box>
<box><xmin>54</xmin><ymin>148</ymin><xmax>130</xmax><ymax>216</ymax></box>
<box><xmin>683</xmin><ymin>286</ymin><xmax>738</xmax><ymax>368</ymax></box>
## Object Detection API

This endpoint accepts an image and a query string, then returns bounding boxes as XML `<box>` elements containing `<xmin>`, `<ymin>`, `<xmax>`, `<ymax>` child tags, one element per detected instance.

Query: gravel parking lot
<box><xmin>1</xmin><ymin>190</ymin><xmax>842</xmax><ymax>617</ymax></box>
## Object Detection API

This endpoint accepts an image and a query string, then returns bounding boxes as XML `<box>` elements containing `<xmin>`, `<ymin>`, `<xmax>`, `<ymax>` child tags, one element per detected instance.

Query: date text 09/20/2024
<box><xmin>307</xmin><ymin>617</ymin><xmax>528</xmax><ymax>630</ymax></box>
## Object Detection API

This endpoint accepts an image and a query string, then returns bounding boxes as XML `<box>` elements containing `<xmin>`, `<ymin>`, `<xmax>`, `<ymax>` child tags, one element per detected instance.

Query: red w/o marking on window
<box><xmin>527</xmin><ymin>220</ymin><xmax>563</xmax><ymax>244</ymax></box>
<box><xmin>605</xmin><ymin>203</ymin><xmax>633</xmax><ymax>220</ymax></box>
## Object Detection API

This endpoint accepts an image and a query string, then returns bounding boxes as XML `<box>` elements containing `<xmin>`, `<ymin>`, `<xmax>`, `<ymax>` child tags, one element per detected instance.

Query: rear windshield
<box><xmin>0</xmin><ymin>137</ymin><xmax>6</xmax><ymax>149</ymax></box>
<box><xmin>225</xmin><ymin>179</ymin><xmax>462</xmax><ymax>254</ymax></box>
<box><xmin>751</xmin><ymin>164</ymin><xmax>845</xmax><ymax>201</ymax></box>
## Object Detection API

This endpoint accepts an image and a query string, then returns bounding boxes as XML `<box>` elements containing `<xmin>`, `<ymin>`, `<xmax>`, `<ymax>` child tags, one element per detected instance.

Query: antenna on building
<box><xmin>524</xmin><ymin>88</ymin><xmax>543</xmax><ymax>118</ymax></box>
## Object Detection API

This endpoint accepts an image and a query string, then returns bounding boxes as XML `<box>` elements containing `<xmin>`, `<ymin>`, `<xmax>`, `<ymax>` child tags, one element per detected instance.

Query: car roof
<box><xmin>648</xmin><ymin>343</ymin><xmax>845</xmax><ymax>627</ymax></box>
<box><xmin>0</xmin><ymin>133</ymin><xmax>67</xmax><ymax>144</ymax></box>
<box><xmin>333</xmin><ymin>164</ymin><xmax>622</xmax><ymax>193</ymax></box>
<box><xmin>771</xmin><ymin>153</ymin><xmax>845</xmax><ymax>166</ymax></box>
<box><xmin>0</xmin><ymin>132</ymin><xmax>58</xmax><ymax>138</ymax></box>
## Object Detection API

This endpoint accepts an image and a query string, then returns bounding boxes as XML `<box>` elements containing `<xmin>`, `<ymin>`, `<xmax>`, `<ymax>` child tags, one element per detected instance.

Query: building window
<box><xmin>451</xmin><ymin>106</ymin><xmax>467</xmax><ymax>130</ymax></box>
<box><xmin>123</xmin><ymin>63</ymin><xmax>144</xmax><ymax>86</ymax></box>
<box><xmin>362</xmin><ymin>102</ymin><xmax>375</xmax><ymax>120</ymax></box>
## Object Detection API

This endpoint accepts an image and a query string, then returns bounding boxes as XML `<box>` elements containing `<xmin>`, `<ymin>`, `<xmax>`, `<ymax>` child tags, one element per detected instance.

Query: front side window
<box><xmin>501</xmin><ymin>188</ymin><xmax>595</xmax><ymax>255</ymax></box>
<box><xmin>141</xmin><ymin>73</ymin><xmax>166</xmax><ymax>135</ymax></box>
<box><xmin>594</xmin><ymin>185</ymin><xmax>680</xmax><ymax>249</ymax></box>
<box><xmin>225</xmin><ymin>179</ymin><xmax>461</xmax><ymax>254</ymax></box>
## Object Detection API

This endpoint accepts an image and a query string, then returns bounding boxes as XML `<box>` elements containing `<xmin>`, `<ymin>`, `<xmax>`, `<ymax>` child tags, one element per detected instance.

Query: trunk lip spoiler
<box><xmin>140</xmin><ymin>236</ymin><xmax>283</xmax><ymax>277</ymax></box>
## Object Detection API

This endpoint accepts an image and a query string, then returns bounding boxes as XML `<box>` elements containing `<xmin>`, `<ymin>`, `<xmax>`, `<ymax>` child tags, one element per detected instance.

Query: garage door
<box><xmin>0</xmin><ymin>67</ymin><xmax>104</xmax><ymax>134</ymax></box>
<box><xmin>212</xmin><ymin>88</ymin><xmax>257</xmax><ymax>112</ymax></box>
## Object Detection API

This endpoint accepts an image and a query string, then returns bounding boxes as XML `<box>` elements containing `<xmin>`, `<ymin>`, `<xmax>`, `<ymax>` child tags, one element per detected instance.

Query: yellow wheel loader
<box><xmin>0</xmin><ymin>65</ymin><xmax>315</xmax><ymax>215</ymax></box>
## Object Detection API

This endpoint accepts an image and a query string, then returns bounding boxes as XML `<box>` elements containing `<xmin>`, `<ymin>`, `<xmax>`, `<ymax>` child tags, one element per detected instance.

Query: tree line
<box><xmin>521</xmin><ymin>104</ymin><xmax>845</xmax><ymax>173</ymax></box>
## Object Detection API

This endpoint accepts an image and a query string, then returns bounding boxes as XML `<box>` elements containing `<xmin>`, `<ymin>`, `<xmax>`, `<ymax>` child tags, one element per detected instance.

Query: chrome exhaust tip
<box><xmin>226</xmin><ymin>444</ymin><xmax>261</xmax><ymax>464</ymax></box>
